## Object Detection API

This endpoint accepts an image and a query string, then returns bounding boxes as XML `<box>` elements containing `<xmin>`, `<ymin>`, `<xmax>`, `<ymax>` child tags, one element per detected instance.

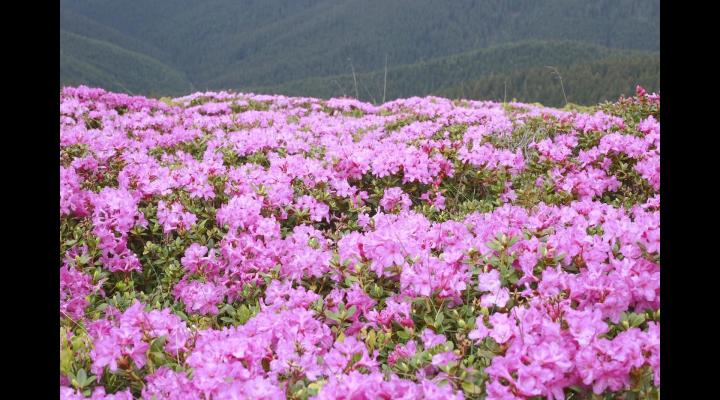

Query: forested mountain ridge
<box><xmin>248</xmin><ymin>41</ymin><xmax>659</xmax><ymax>106</ymax></box>
<box><xmin>60</xmin><ymin>31</ymin><xmax>194</xmax><ymax>96</ymax></box>
<box><xmin>60</xmin><ymin>0</ymin><xmax>659</xmax><ymax>104</ymax></box>
<box><xmin>436</xmin><ymin>54</ymin><xmax>660</xmax><ymax>107</ymax></box>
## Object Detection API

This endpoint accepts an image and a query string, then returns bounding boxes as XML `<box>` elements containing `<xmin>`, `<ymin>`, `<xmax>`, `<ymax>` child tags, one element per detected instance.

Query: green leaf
<box><xmin>325</xmin><ymin>310</ymin><xmax>340</xmax><ymax>322</ymax></box>
<box><xmin>221</xmin><ymin>304</ymin><xmax>235</xmax><ymax>316</ymax></box>
<box><xmin>425</xmin><ymin>315</ymin><xmax>436</xmax><ymax>326</ymax></box>
<box><xmin>486</xmin><ymin>240</ymin><xmax>503</xmax><ymax>252</ymax></box>
<box><xmin>461</xmin><ymin>381</ymin><xmax>482</xmax><ymax>394</ymax></box>
<box><xmin>150</xmin><ymin>351</ymin><xmax>166</xmax><ymax>364</ymax></box>
<box><xmin>435</xmin><ymin>313</ymin><xmax>444</xmax><ymax>327</ymax></box>
<box><xmin>76</xmin><ymin>369</ymin><xmax>87</xmax><ymax>385</ymax></box>
<box><xmin>476</xmin><ymin>349</ymin><xmax>495</xmax><ymax>360</ymax></box>
<box><xmin>150</xmin><ymin>336</ymin><xmax>167</xmax><ymax>352</ymax></box>
<box><xmin>71</xmin><ymin>336</ymin><xmax>86</xmax><ymax>352</ymax></box>
<box><xmin>175</xmin><ymin>310</ymin><xmax>189</xmax><ymax>321</ymax></box>
<box><xmin>350</xmin><ymin>352</ymin><xmax>362</xmax><ymax>364</ymax></box>
<box><xmin>630</xmin><ymin>313</ymin><xmax>646</xmax><ymax>327</ymax></box>
<box><xmin>237</xmin><ymin>305</ymin><xmax>251</xmax><ymax>324</ymax></box>
<box><xmin>346</xmin><ymin>305</ymin><xmax>357</xmax><ymax>319</ymax></box>
<box><xmin>73</xmin><ymin>368</ymin><xmax>95</xmax><ymax>388</ymax></box>
<box><xmin>60</xmin><ymin>348</ymin><xmax>73</xmax><ymax>375</ymax></box>
<box><xmin>366</xmin><ymin>330</ymin><xmax>376</xmax><ymax>351</ymax></box>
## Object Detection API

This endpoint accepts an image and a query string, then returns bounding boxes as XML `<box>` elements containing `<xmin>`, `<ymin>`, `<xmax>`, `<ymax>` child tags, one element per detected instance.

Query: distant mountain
<box><xmin>60</xmin><ymin>0</ymin><xmax>659</xmax><ymax>103</ymax></box>
<box><xmin>436</xmin><ymin>54</ymin><xmax>660</xmax><ymax>107</ymax></box>
<box><xmin>60</xmin><ymin>8</ymin><xmax>173</xmax><ymax>64</ymax></box>
<box><xmin>248</xmin><ymin>41</ymin><xmax>659</xmax><ymax>106</ymax></box>
<box><xmin>60</xmin><ymin>31</ymin><xmax>193</xmax><ymax>96</ymax></box>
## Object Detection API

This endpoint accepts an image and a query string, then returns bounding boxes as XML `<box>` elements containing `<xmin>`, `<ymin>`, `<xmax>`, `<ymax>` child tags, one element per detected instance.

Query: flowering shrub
<box><xmin>60</xmin><ymin>85</ymin><xmax>659</xmax><ymax>399</ymax></box>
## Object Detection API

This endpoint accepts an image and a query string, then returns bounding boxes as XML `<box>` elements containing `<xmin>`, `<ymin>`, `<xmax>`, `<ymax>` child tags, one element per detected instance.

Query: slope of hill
<box><xmin>60</xmin><ymin>31</ymin><xmax>193</xmax><ymax>96</ymax></box>
<box><xmin>436</xmin><ymin>54</ymin><xmax>660</xmax><ymax>107</ymax></box>
<box><xmin>60</xmin><ymin>0</ymin><xmax>660</xmax><ymax>98</ymax></box>
<box><xmin>60</xmin><ymin>8</ymin><xmax>173</xmax><ymax>64</ymax></box>
<box><xmin>248</xmin><ymin>41</ymin><xmax>659</xmax><ymax>106</ymax></box>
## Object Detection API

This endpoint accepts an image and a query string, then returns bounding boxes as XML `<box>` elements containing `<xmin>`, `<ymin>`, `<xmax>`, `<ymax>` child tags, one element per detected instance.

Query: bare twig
<box><xmin>503</xmin><ymin>79</ymin><xmax>508</xmax><ymax>104</ymax></box>
<box><xmin>348</xmin><ymin>57</ymin><xmax>359</xmax><ymax>99</ymax></box>
<box><xmin>60</xmin><ymin>310</ymin><xmax>90</xmax><ymax>336</ymax></box>
<box><xmin>383</xmin><ymin>53</ymin><xmax>388</xmax><ymax>104</ymax></box>
<box><xmin>331</xmin><ymin>79</ymin><xmax>346</xmax><ymax>98</ymax></box>
<box><xmin>546</xmin><ymin>66</ymin><xmax>568</xmax><ymax>106</ymax></box>
<box><xmin>361</xmin><ymin>80</ymin><xmax>377</xmax><ymax>105</ymax></box>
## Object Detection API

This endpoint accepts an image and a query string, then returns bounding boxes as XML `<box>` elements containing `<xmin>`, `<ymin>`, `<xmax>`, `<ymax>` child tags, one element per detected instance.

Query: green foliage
<box><xmin>437</xmin><ymin>54</ymin><xmax>660</xmax><ymax>107</ymax></box>
<box><xmin>60</xmin><ymin>31</ymin><xmax>193</xmax><ymax>96</ymax></box>
<box><xmin>256</xmin><ymin>41</ymin><xmax>658</xmax><ymax>107</ymax></box>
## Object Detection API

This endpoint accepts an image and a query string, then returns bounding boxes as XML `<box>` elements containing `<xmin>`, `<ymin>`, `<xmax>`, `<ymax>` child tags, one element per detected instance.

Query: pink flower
<box><xmin>468</xmin><ymin>321</ymin><xmax>490</xmax><ymax>342</ymax></box>
<box><xmin>488</xmin><ymin>313</ymin><xmax>515</xmax><ymax>344</ymax></box>
<box><xmin>388</xmin><ymin>340</ymin><xmax>417</xmax><ymax>365</ymax></box>
<box><xmin>60</xmin><ymin>87</ymin><xmax>660</xmax><ymax>398</ymax></box>
<box><xmin>431</xmin><ymin>351</ymin><xmax>458</xmax><ymax>367</ymax></box>
<box><xmin>565</xmin><ymin>308</ymin><xmax>608</xmax><ymax>346</ymax></box>
<box><xmin>380</xmin><ymin>187</ymin><xmax>412</xmax><ymax>212</ymax></box>
<box><xmin>481</xmin><ymin>288</ymin><xmax>510</xmax><ymax>308</ymax></box>
<box><xmin>173</xmin><ymin>280</ymin><xmax>226</xmax><ymax>316</ymax></box>
<box><xmin>478</xmin><ymin>270</ymin><xmax>501</xmax><ymax>292</ymax></box>
<box><xmin>157</xmin><ymin>200</ymin><xmax>197</xmax><ymax>234</ymax></box>
<box><xmin>420</xmin><ymin>329</ymin><xmax>447</xmax><ymax>349</ymax></box>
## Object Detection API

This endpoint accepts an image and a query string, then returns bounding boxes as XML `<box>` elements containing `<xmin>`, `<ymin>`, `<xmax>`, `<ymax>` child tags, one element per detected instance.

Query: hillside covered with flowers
<box><xmin>60</xmin><ymin>85</ymin><xmax>659</xmax><ymax>399</ymax></box>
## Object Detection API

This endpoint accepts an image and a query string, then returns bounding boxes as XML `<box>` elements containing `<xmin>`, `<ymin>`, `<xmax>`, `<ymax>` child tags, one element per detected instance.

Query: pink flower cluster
<box><xmin>60</xmin><ymin>85</ymin><xmax>659</xmax><ymax>399</ymax></box>
<box><xmin>86</xmin><ymin>302</ymin><xmax>191</xmax><ymax>377</ymax></box>
<box><xmin>91</xmin><ymin>188</ymin><xmax>147</xmax><ymax>273</ymax></box>
<box><xmin>156</xmin><ymin>201</ymin><xmax>197</xmax><ymax>234</ymax></box>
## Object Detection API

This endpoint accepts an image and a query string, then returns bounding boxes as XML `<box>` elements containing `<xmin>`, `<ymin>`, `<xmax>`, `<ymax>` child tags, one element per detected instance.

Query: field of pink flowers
<box><xmin>60</xmin><ymin>85</ymin><xmax>659</xmax><ymax>400</ymax></box>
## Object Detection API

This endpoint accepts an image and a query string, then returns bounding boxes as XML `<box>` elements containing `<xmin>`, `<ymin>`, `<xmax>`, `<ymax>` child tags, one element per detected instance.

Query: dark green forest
<box><xmin>250</xmin><ymin>41</ymin><xmax>659</xmax><ymax>107</ymax></box>
<box><xmin>436</xmin><ymin>55</ymin><xmax>660</xmax><ymax>107</ymax></box>
<box><xmin>60</xmin><ymin>0</ymin><xmax>660</xmax><ymax>104</ymax></box>
<box><xmin>60</xmin><ymin>31</ymin><xmax>194</xmax><ymax>95</ymax></box>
